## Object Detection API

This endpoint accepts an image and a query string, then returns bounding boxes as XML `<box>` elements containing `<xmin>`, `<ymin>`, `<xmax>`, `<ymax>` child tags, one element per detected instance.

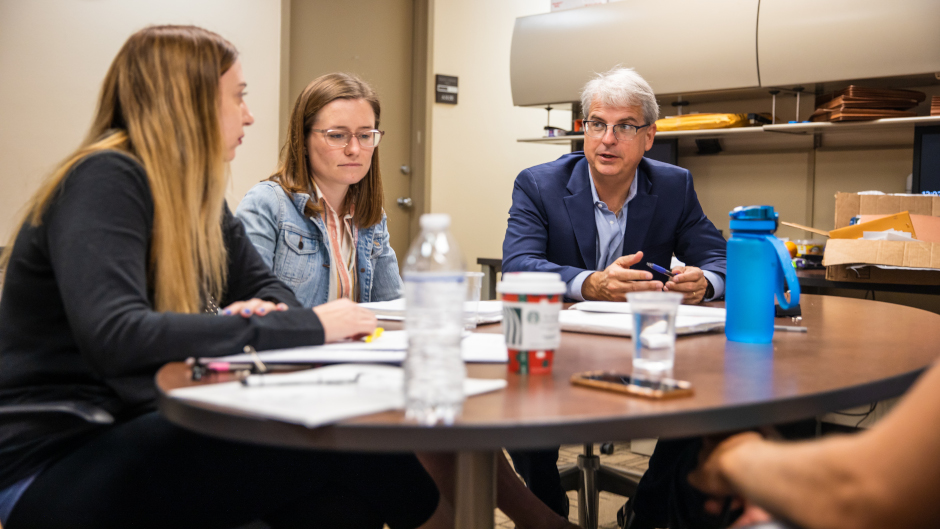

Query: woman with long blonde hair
<box><xmin>0</xmin><ymin>26</ymin><xmax>443</xmax><ymax>528</ymax></box>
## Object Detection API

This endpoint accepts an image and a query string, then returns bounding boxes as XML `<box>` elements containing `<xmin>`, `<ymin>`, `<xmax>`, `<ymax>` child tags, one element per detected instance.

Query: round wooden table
<box><xmin>157</xmin><ymin>295</ymin><xmax>940</xmax><ymax>528</ymax></box>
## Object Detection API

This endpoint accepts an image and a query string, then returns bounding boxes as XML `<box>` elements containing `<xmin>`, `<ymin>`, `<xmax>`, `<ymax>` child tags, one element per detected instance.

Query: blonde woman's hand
<box><xmin>222</xmin><ymin>298</ymin><xmax>289</xmax><ymax>317</ymax></box>
<box><xmin>312</xmin><ymin>299</ymin><xmax>378</xmax><ymax>343</ymax></box>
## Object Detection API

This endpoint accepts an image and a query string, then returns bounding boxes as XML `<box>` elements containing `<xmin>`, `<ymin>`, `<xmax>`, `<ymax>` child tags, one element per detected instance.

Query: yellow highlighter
<box><xmin>364</xmin><ymin>327</ymin><xmax>384</xmax><ymax>343</ymax></box>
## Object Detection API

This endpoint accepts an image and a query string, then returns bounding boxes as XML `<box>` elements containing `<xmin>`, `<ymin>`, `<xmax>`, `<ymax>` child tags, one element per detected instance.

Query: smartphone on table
<box><xmin>570</xmin><ymin>370</ymin><xmax>693</xmax><ymax>399</ymax></box>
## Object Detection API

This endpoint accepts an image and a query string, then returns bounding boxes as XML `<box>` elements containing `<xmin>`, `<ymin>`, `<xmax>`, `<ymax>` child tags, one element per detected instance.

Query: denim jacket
<box><xmin>235</xmin><ymin>181</ymin><xmax>403</xmax><ymax>308</ymax></box>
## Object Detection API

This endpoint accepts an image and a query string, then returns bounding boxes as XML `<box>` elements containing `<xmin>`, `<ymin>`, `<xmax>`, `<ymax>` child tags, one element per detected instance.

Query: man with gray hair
<box><xmin>503</xmin><ymin>66</ymin><xmax>725</xmax><ymax>305</ymax></box>
<box><xmin>502</xmin><ymin>67</ymin><xmax>727</xmax><ymax>527</ymax></box>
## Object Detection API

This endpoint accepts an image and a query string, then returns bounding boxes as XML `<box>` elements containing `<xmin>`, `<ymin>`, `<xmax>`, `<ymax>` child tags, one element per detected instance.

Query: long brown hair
<box><xmin>271</xmin><ymin>73</ymin><xmax>384</xmax><ymax>227</ymax></box>
<box><xmin>1</xmin><ymin>25</ymin><xmax>236</xmax><ymax>313</ymax></box>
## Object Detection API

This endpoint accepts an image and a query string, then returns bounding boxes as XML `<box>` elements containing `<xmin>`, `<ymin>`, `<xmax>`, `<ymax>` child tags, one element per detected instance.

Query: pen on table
<box><xmin>201</xmin><ymin>361</ymin><xmax>306</xmax><ymax>373</ymax></box>
<box><xmin>646</xmin><ymin>262</ymin><xmax>675</xmax><ymax>278</ymax></box>
<box><xmin>774</xmin><ymin>325</ymin><xmax>807</xmax><ymax>333</ymax></box>
<box><xmin>186</xmin><ymin>356</ymin><xmax>315</xmax><ymax>381</ymax></box>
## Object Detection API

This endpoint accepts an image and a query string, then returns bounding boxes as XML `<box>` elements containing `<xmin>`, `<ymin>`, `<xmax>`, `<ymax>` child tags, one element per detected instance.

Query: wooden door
<box><xmin>288</xmin><ymin>0</ymin><xmax>417</xmax><ymax>260</ymax></box>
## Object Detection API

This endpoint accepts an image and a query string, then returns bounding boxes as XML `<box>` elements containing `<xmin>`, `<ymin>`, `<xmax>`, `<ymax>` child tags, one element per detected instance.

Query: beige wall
<box><xmin>1</xmin><ymin>0</ymin><xmax>935</xmax><ymax>283</ymax></box>
<box><xmin>424</xmin><ymin>0</ymin><xmax>929</xmax><ymax>270</ymax></box>
<box><xmin>428</xmin><ymin>0</ymin><xmax>573</xmax><ymax>268</ymax></box>
<box><xmin>0</xmin><ymin>0</ymin><xmax>283</xmax><ymax>241</ymax></box>
<box><xmin>686</xmin><ymin>152</ymin><xmax>814</xmax><ymax>240</ymax></box>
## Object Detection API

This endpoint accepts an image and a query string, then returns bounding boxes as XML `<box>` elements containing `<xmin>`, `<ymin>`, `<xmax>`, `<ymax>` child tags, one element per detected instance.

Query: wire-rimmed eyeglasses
<box><xmin>582</xmin><ymin>120</ymin><xmax>651</xmax><ymax>141</ymax></box>
<box><xmin>311</xmin><ymin>129</ymin><xmax>385</xmax><ymax>148</ymax></box>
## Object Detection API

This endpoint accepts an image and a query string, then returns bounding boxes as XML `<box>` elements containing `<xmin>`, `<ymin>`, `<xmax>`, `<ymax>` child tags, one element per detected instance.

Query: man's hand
<box><xmin>665</xmin><ymin>266</ymin><xmax>709</xmax><ymax>304</ymax></box>
<box><xmin>312</xmin><ymin>298</ymin><xmax>378</xmax><ymax>343</ymax></box>
<box><xmin>581</xmin><ymin>251</ymin><xmax>663</xmax><ymax>301</ymax></box>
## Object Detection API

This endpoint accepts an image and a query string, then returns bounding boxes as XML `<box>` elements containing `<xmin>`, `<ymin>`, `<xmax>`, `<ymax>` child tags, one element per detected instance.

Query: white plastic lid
<box><xmin>420</xmin><ymin>213</ymin><xmax>451</xmax><ymax>230</ymax></box>
<box><xmin>496</xmin><ymin>272</ymin><xmax>566</xmax><ymax>295</ymax></box>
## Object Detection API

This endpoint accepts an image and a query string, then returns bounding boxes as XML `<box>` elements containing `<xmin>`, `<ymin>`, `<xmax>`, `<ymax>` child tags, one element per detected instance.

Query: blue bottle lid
<box><xmin>729</xmin><ymin>205</ymin><xmax>779</xmax><ymax>232</ymax></box>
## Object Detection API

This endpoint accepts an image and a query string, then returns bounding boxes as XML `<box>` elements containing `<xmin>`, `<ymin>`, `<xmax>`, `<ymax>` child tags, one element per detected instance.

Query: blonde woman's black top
<box><xmin>0</xmin><ymin>151</ymin><xmax>324</xmax><ymax>489</ymax></box>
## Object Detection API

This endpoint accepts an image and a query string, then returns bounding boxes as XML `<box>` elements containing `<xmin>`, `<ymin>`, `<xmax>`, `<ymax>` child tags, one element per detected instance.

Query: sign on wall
<box><xmin>435</xmin><ymin>75</ymin><xmax>458</xmax><ymax>104</ymax></box>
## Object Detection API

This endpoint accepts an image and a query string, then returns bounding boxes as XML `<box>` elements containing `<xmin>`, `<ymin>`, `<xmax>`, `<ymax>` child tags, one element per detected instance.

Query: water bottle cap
<box><xmin>729</xmin><ymin>205</ymin><xmax>779</xmax><ymax>232</ymax></box>
<box><xmin>419</xmin><ymin>213</ymin><xmax>451</xmax><ymax>230</ymax></box>
<box><xmin>729</xmin><ymin>205</ymin><xmax>778</xmax><ymax>221</ymax></box>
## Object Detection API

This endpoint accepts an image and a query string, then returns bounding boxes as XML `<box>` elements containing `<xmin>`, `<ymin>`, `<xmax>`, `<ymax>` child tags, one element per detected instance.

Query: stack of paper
<box><xmin>931</xmin><ymin>96</ymin><xmax>939</xmax><ymax>116</ymax></box>
<box><xmin>361</xmin><ymin>298</ymin><xmax>503</xmax><ymax>324</ymax></box>
<box><xmin>170</xmin><ymin>364</ymin><xmax>507</xmax><ymax>428</ymax></box>
<box><xmin>208</xmin><ymin>330</ymin><xmax>508</xmax><ymax>364</ymax></box>
<box><xmin>862</xmin><ymin>229</ymin><xmax>916</xmax><ymax>242</ymax></box>
<box><xmin>559</xmin><ymin>302</ymin><xmax>725</xmax><ymax>337</ymax></box>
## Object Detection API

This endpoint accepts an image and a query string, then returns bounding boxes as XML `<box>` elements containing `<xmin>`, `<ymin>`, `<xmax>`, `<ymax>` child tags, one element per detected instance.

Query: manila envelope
<box><xmin>829</xmin><ymin>211</ymin><xmax>916</xmax><ymax>240</ymax></box>
<box><xmin>859</xmin><ymin>214</ymin><xmax>940</xmax><ymax>243</ymax></box>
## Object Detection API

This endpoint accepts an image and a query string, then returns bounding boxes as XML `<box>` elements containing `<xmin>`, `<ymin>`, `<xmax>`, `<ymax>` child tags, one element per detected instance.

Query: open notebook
<box><xmin>170</xmin><ymin>364</ymin><xmax>506</xmax><ymax>428</ymax></box>
<box><xmin>559</xmin><ymin>302</ymin><xmax>726</xmax><ymax>337</ymax></box>
<box><xmin>360</xmin><ymin>298</ymin><xmax>503</xmax><ymax>324</ymax></box>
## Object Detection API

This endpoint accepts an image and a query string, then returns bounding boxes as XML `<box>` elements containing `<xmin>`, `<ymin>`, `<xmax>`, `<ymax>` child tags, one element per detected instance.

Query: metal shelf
<box><xmin>517</xmin><ymin>115</ymin><xmax>940</xmax><ymax>147</ymax></box>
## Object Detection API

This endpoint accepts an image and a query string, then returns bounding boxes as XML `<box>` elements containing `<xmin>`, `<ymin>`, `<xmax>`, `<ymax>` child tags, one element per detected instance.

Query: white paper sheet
<box><xmin>848</xmin><ymin>264</ymin><xmax>940</xmax><ymax>273</ymax></box>
<box><xmin>374</xmin><ymin>313</ymin><xmax>503</xmax><ymax>324</ymax></box>
<box><xmin>862</xmin><ymin>230</ymin><xmax>916</xmax><ymax>241</ymax></box>
<box><xmin>571</xmin><ymin>301</ymin><xmax>727</xmax><ymax>319</ymax></box>
<box><xmin>209</xmin><ymin>331</ymin><xmax>508</xmax><ymax>364</ymax></box>
<box><xmin>170</xmin><ymin>364</ymin><xmax>507</xmax><ymax>428</ymax></box>
<box><xmin>560</xmin><ymin>303</ymin><xmax>725</xmax><ymax>337</ymax></box>
<box><xmin>361</xmin><ymin>299</ymin><xmax>503</xmax><ymax>323</ymax></box>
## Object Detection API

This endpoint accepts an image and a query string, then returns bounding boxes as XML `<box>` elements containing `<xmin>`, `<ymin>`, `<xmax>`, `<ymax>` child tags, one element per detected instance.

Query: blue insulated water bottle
<box><xmin>725</xmin><ymin>206</ymin><xmax>800</xmax><ymax>343</ymax></box>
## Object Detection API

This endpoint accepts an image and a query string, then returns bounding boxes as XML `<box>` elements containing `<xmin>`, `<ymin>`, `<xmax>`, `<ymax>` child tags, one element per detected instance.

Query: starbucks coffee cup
<box><xmin>497</xmin><ymin>272</ymin><xmax>566</xmax><ymax>374</ymax></box>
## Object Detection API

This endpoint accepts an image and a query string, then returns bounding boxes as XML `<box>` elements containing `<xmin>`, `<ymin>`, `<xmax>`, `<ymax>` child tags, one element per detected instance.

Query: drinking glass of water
<box><xmin>464</xmin><ymin>272</ymin><xmax>484</xmax><ymax>330</ymax></box>
<box><xmin>627</xmin><ymin>292</ymin><xmax>683</xmax><ymax>382</ymax></box>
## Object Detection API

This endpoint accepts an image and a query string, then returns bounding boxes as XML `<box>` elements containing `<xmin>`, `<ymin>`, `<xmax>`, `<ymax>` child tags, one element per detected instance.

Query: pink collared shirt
<box><xmin>312</xmin><ymin>183</ymin><xmax>358</xmax><ymax>301</ymax></box>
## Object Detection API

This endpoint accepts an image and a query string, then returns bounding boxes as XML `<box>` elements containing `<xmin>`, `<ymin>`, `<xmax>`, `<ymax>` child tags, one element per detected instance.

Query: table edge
<box><xmin>157</xmin><ymin>366</ymin><xmax>925</xmax><ymax>452</ymax></box>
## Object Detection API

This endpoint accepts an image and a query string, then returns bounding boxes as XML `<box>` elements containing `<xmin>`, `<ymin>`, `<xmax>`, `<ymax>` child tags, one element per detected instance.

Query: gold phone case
<box><xmin>570</xmin><ymin>370</ymin><xmax>694</xmax><ymax>400</ymax></box>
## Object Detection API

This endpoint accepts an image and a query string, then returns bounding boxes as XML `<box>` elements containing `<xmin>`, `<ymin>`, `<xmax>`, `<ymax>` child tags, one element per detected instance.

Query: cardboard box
<box><xmin>828</xmin><ymin>193</ymin><xmax>940</xmax><ymax>284</ymax></box>
<box><xmin>823</xmin><ymin>239</ymin><xmax>940</xmax><ymax>284</ymax></box>
<box><xmin>834</xmin><ymin>192</ymin><xmax>940</xmax><ymax>229</ymax></box>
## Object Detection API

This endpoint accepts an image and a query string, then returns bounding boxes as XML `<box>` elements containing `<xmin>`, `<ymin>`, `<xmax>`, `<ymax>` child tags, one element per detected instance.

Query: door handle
<box><xmin>397</xmin><ymin>197</ymin><xmax>413</xmax><ymax>209</ymax></box>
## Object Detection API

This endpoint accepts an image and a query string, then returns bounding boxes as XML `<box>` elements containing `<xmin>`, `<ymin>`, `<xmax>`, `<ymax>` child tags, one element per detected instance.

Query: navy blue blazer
<box><xmin>502</xmin><ymin>153</ymin><xmax>726</xmax><ymax>292</ymax></box>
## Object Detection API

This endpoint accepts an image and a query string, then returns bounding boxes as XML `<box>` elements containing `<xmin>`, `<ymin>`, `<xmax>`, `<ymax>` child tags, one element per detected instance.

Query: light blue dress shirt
<box><xmin>566</xmin><ymin>169</ymin><xmax>724</xmax><ymax>301</ymax></box>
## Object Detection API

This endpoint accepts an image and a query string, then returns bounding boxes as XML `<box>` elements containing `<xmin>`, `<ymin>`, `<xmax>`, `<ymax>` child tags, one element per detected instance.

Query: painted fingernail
<box><xmin>223</xmin><ymin>309</ymin><xmax>232</xmax><ymax>315</ymax></box>
<box><xmin>258</xmin><ymin>307</ymin><xmax>266</xmax><ymax>315</ymax></box>
<box><xmin>242</xmin><ymin>308</ymin><xmax>251</xmax><ymax>316</ymax></box>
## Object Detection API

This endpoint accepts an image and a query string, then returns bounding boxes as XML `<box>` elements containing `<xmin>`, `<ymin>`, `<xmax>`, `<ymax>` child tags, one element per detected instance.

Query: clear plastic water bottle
<box><xmin>403</xmin><ymin>213</ymin><xmax>467</xmax><ymax>425</ymax></box>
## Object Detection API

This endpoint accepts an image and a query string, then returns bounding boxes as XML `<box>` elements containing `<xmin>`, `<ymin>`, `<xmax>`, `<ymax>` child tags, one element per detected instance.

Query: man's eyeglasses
<box><xmin>311</xmin><ymin>129</ymin><xmax>385</xmax><ymax>148</ymax></box>
<box><xmin>582</xmin><ymin>121</ymin><xmax>651</xmax><ymax>141</ymax></box>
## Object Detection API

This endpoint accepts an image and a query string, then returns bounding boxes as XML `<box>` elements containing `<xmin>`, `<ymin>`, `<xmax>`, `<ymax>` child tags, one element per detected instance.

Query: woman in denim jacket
<box><xmin>236</xmin><ymin>73</ymin><xmax>578</xmax><ymax>529</ymax></box>
<box><xmin>237</xmin><ymin>73</ymin><xmax>402</xmax><ymax>308</ymax></box>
